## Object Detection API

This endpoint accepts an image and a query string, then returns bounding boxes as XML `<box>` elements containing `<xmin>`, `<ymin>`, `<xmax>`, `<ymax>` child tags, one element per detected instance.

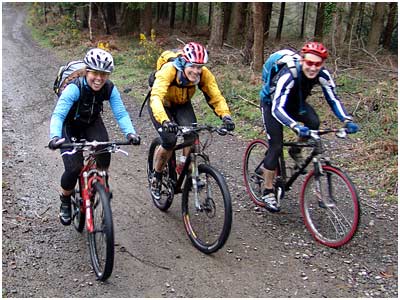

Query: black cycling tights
<box><xmin>60</xmin><ymin>117</ymin><xmax>110</xmax><ymax>191</ymax></box>
<box><xmin>261</xmin><ymin>101</ymin><xmax>320</xmax><ymax>170</ymax></box>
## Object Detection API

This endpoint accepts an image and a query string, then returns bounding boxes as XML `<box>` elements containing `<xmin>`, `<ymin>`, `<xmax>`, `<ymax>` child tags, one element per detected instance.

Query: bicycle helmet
<box><xmin>301</xmin><ymin>42</ymin><xmax>328</xmax><ymax>60</ymax></box>
<box><xmin>182</xmin><ymin>42</ymin><xmax>208</xmax><ymax>65</ymax></box>
<box><xmin>84</xmin><ymin>48</ymin><xmax>114</xmax><ymax>73</ymax></box>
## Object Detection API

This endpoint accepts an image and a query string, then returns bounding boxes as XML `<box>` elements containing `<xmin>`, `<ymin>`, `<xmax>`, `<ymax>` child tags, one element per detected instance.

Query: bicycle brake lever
<box><xmin>61</xmin><ymin>149</ymin><xmax>77</xmax><ymax>156</ymax></box>
<box><xmin>217</xmin><ymin>128</ymin><xmax>228</xmax><ymax>136</ymax></box>
<box><xmin>115</xmin><ymin>148</ymin><xmax>129</xmax><ymax>156</ymax></box>
<box><xmin>336</xmin><ymin>128</ymin><xmax>347</xmax><ymax>138</ymax></box>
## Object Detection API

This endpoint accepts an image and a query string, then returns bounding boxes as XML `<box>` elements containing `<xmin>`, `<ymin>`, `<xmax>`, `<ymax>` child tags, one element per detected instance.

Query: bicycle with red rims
<box><xmin>60</xmin><ymin>139</ymin><xmax>135</xmax><ymax>281</ymax></box>
<box><xmin>147</xmin><ymin>124</ymin><xmax>233</xmax><ymax>254</ymax></box>
<box><xmin>243</xmin><ymin>128</ymin><xmax>360</xmax><ymax>248</ymax></box>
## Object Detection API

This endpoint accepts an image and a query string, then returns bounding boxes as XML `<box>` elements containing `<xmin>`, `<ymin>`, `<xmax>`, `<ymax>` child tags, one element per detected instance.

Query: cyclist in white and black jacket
<box><xmin>259</xmin><ymin>42</ymin><xmax>359</xmax><ymax>213</ymax></box>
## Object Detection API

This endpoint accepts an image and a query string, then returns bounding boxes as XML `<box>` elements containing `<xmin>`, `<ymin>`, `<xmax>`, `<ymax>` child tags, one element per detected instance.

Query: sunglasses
<box><xmin>303</xmin><ymin>59</ymin><xmax>323</xmax><ymax>67</ymax></box>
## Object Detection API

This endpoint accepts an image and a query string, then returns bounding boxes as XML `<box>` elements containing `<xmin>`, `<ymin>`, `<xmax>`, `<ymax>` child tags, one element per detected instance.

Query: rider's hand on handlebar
<box><xmin>127</xmin><ymin>133</ymin><xmax>141</xmax><ymax>145</ymax></box>
<box><xmin>292</xmin><ymin>124</ymin><xmax>310</xmax><ymax>138</ymax></box>
<box><xmin>222</xmin><ymin>115</ymin><xmax>235</xmax><ymax>131</ymax></box>
<box><xmin>48</xmin><ymin>136</ymin><xmax>65</xmax><ymax>150</ymax></box>
<box><xmin>162</xmin><ymin>120</ymin><xmax>179</xmax><ymax>134</ymax></box>
<box><xmin>344</xmin><ymin>120</ymin><xmax>359</xmax><ymax>134</ymax></box>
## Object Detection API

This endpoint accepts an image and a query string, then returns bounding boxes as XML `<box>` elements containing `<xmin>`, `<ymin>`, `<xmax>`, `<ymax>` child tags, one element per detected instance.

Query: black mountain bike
<box><xmin>147</xmin><ymin>124</ymin><xmax>232</xmax><ymax>254</ymax></box>
<box><xmin>243</xmin><ymin>128</ymin><xmax>360</xmax><ymax>248</ymax></box>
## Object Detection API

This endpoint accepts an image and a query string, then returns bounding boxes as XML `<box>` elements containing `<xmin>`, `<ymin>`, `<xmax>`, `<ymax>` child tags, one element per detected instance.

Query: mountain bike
<box><xmin>243</xmin><ymin>128</ymin><xmax>360</xmax><ymax>248</ymax></box>
<box><xmin>147</xmin><ymin>124</ymin><xmax>233</xmax><ymax>254</ymax></box>
<box><xmin>60</xmin><ymin>139</ymin><xmax>134</xmax><ymax>281</ymax></box>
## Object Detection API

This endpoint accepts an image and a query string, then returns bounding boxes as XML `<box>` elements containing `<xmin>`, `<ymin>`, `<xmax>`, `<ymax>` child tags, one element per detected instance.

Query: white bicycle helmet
<box><xmin>84</xmin><ymin>48</ymin><xmax>114</xmax><ymax>73</ymax></box>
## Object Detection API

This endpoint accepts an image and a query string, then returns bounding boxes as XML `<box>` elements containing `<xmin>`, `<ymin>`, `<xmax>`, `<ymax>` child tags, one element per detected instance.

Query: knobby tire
<box><xmin>88</xmin><ymin>182</ymin><xmax>114</xmax><ymax>281</ymax></box>
<box><xmin>182</xmin><ymin>164</ymin><xmax>232</xmax><ymax>254</ymax></box>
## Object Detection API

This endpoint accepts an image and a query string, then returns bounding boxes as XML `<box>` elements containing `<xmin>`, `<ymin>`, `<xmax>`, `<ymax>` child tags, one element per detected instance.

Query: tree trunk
<box><xmin>181</xmin><ymin>3</ymin><xmax>186</xmax><ymax>23</ymax></box>
<box><xmin>187</xmin><ymin>3</ymin><xmax>193</xmax><ymax>26</ymax></box>
<box><xmin>226</xmin><ymin>2</ymin><xmax>247</xmax><ymax>47</ymax></box>
<box><xmin>142</xmin><ymin>3</ymin><xmax>152</xmax><ymax>36</ymax></box>
<box><xmin>356</xmin><ymin>2</ymin><xmax>365</xmax><ymax>39</ymax></box>
<box><xmin>105</xmin><ymin>3</ymin><xmax>116</xmax><ymax>27</ymax></box>
<box><xmin>264</xmin><ymin>3</ymin><xmax>273</xmax><ymax>40</ymax></box>
<box><xmin>191</xmin><ymin>2</ymin><xmax>198</xmax><ymax>27</ymax></box>
<box><xmin>222</xmin><ymin>3</ymin><xmax>232</xmax><ymax>41</ymax></box>
<box><xmin>252</xmin><ymin>3</ymin><xmax>265</xmax><ymax>72</ymax></box>
<box><xmin>89</xmin><ymin>3</ymin><xmax>94</xmax><ymax>41</ymax></box>
<box><xmin>170</xmin><ymin>2</ymin><xmax>176</xmax><ymax>29</ymax></box>
<box><xmin>209</xmin><ymin>3</ymin><xmax>224</xmax><ymax>48</ymax></box>
<box><xmin>275</xmin><ymin>3</ymin><xmax>285</xmax><ymax>41</ymax></box>
<box><xmin>382</xmin><ymin>2</ymin><xmax>397</xmax><ymax>49</ymax></box>
<box><xmin>344</xmin><ymin>2</ymin><xmax>358</xmax><ymax>43</ymax></box>
<box><xmin>367</xmin><ymin>2</ymin><xmax>386</xmax><ymax>53</ymax></box>
<box><xmin>243</xmin><ymin>7</ymin><xmax>254</xmax><ymax>65</ymax></box>
<box><xmin>314</xmin><ymin>2</ymin><xmax>325</xmax><ymax>41</ymax></box>
<box><xmin>331</xmin><ymin>3</ymin><xmax>346</xmax><ymax>56</ymax></box>
<box><xmin>96</xmin><ymin>3</ymin><xmax>110</xmax><ymax>35</ymax></box>
<box><xmin>300</xmin><ymin>3</ymin><xmax>306</xmax><ymax>39</ymax></box>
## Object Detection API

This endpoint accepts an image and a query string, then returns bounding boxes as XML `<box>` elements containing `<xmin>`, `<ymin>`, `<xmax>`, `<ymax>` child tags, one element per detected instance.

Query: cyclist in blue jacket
<box><xmin>48</xmin><ymin>48</ymin><xmax>140</xmax><ymax>225</ymax></box>
<box><xmin>259</xmin><ymin>42</ymin><xmax>359</xmax><ymax>212</ymax></box>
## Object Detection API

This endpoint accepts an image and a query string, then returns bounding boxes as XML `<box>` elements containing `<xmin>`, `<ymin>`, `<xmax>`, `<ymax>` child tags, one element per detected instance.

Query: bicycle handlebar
<box><xmin>59</xmin><ymin>140</ymin><xmax>135</xmax><ymax>157</ymax></box>
<box><xmin>158</xmin><ymin>123</ymin><xmax>230</xmax><ymax>136</ymax></box>
<box><xmin>309</xmin><ymin>128</ymin><xmax>348</xmax><ymax>139</ymax></box>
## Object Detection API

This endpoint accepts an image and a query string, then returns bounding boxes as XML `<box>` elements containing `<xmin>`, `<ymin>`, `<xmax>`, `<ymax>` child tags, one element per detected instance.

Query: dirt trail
<box><xmin>2</xmin><ymin>3</ymin><xmax>398</xmax><ymax>298</ymax></box>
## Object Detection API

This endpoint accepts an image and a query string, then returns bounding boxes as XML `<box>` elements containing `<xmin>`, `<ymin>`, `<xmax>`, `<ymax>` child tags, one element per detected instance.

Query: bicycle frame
<box><xmin>61</xmin><ymin>140</ymin><xmax>130</xmax><ymax>233</ymax></box>
<box><xmin>77</xmin><ymin>156</ymin><xmax>107</xmax><ymax>233</ymax></box>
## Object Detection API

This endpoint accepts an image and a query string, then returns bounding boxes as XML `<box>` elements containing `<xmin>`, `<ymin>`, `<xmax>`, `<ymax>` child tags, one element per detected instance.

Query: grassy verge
<box><xmin>27</xmin><ymin>8</ymin><xmax>398</xmax><ymax>201</ymax></box>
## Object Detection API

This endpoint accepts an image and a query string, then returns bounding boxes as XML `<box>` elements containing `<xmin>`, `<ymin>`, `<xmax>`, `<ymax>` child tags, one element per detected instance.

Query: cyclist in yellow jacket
<box><xmin>148</xmin><ymin>42</ymin><xmax>235</xmax><ymax>200</ymax></box>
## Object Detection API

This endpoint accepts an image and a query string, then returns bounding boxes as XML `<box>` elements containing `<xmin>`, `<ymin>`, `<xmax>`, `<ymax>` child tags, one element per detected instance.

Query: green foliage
<box><xmin>136</xmin><ymin>32</ymin><xmax>163</xmax><ymax>69</ymax></box>
<box><xmin>27</xmin><ymin>3</ymin><xmax>81</xmax><ymax>47</ymax></box>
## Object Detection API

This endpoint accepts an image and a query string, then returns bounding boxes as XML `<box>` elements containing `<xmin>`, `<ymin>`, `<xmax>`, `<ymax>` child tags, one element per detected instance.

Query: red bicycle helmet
<box><xmin>301</xmin><ymin>42</ymin><xmax>328</xmax><ymax>59</ymax></box>
<box><xmin>182</xmin><ymin>42</ymin><xmax>208</xmax><ymax>65</ymax></box>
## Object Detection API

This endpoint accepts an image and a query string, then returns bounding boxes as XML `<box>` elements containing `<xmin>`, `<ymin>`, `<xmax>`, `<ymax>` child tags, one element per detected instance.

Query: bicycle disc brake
<box><xmin>200</xmin><ymin>197</ymin><xmax>216</xmax><ymax>218</ymax></box>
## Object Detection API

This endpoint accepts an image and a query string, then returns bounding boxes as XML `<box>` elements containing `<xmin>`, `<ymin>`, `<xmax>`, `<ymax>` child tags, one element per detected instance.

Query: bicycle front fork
<box><xmin>312</xmin><ymin>157</ymin><xmax>335</xmax><ymax>209</ymax></box>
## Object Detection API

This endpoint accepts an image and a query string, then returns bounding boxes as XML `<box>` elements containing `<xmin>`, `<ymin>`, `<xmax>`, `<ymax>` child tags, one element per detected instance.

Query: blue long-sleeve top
<box><xmin>270</xmin><ymin>66</ymin><xmax>352</xmax><ymax>128</ymax></box>
<box><xmin>49</xmin><ymin>78</ymin><xmax>136</xmax><ymax>139</ymax></box>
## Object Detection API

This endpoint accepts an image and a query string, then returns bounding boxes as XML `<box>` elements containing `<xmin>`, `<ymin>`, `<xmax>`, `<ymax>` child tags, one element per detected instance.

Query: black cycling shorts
<box><xmin>148</xmin><ymin>100</ymin><xmax>197</xmax><ymax>150</ymax></box>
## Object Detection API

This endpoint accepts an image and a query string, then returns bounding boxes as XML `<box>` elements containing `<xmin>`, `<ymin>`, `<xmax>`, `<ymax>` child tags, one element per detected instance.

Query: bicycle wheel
<box><xmin>243</xmin><ymin>139</ymin><xmax>269</xmax><ymax>207</ymax></box>
<box><xmin>182</xmin><ymin>164</ymin><xmax>232</xmax><ymax>254</ymax></box>
<box><xmin>88</xmin><ymin>182</ymin><xmax>114</xmax><ymax>281</ymax></box>
<box><xmin>72</xmin><ymin>186</ymin><xmax>85</xmax><ymax>233</ymax></box>
<box><xmin>147</xmin><ymin>137</ymin><xmax>174</xmax><ymax>211</ymax></box>
<box><xmin>300</xmin><ymin>165</ymin><xmax>360</xmax><ymax>248</ymax></box>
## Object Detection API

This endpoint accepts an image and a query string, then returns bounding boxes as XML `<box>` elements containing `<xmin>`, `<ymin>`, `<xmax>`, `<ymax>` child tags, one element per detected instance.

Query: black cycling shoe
<box><xmin>59</xmin><ymin>194</ymin><xmax>72</xmax><ymax>226</ymax></box>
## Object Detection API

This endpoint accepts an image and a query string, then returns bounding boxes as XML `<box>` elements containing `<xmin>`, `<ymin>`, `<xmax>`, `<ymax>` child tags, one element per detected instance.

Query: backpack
<box><xmin>53</xmin><ymin>60</ymin><xmax>87</xmax><ymax>97</ymax></box>
<box><xmin>139</xmin><ymin>49</ymin><xmax>183</xmax><ymax>117</ymax></box>
<box><xmin>260</xmin><ymin>49</ymin><xmax>301</xmax><ymax>103</ymax></box>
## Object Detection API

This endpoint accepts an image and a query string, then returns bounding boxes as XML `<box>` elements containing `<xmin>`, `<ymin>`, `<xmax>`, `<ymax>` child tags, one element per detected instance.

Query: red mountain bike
<box><xmin>60</xmin><ymin>139</ymin><xmax>135</xmax><ymax>281</ymax></box>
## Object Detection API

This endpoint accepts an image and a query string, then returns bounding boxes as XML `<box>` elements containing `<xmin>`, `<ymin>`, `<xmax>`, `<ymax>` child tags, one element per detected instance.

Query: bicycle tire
<box><xmin>88</xmin><ymin>182</ymin><xmax>114</xmax><ymax>281</ymax></box>
<box><xmin>147</xmin><ymin>137</ymin><xmax>174</xmax><ymax>211</ymax></box>
<box><xmin>72</xmin><ymin>187</ymin><xmax>85</xmax><ymax>233</ymax></box>
<box><xmin>182</xmin><ymin>164</ymin><xmax>232</xmax><ymax>254</ymax></box>
<box><xmin>300</xmin><ymin>165</ymin><xmax>360</xmax><ymax>248</ymax></box>
<box><xmin>243</xmin><ymin>139</ymin><xmax>269</xmax><ymax>207</ymax></box>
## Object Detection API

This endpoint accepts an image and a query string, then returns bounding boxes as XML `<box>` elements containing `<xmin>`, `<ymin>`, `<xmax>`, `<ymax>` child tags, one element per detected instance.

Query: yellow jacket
<box><xmin>149</xmin><ymin>62</ymin><xmax>231</xmax><ymax>124</ymax></box>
